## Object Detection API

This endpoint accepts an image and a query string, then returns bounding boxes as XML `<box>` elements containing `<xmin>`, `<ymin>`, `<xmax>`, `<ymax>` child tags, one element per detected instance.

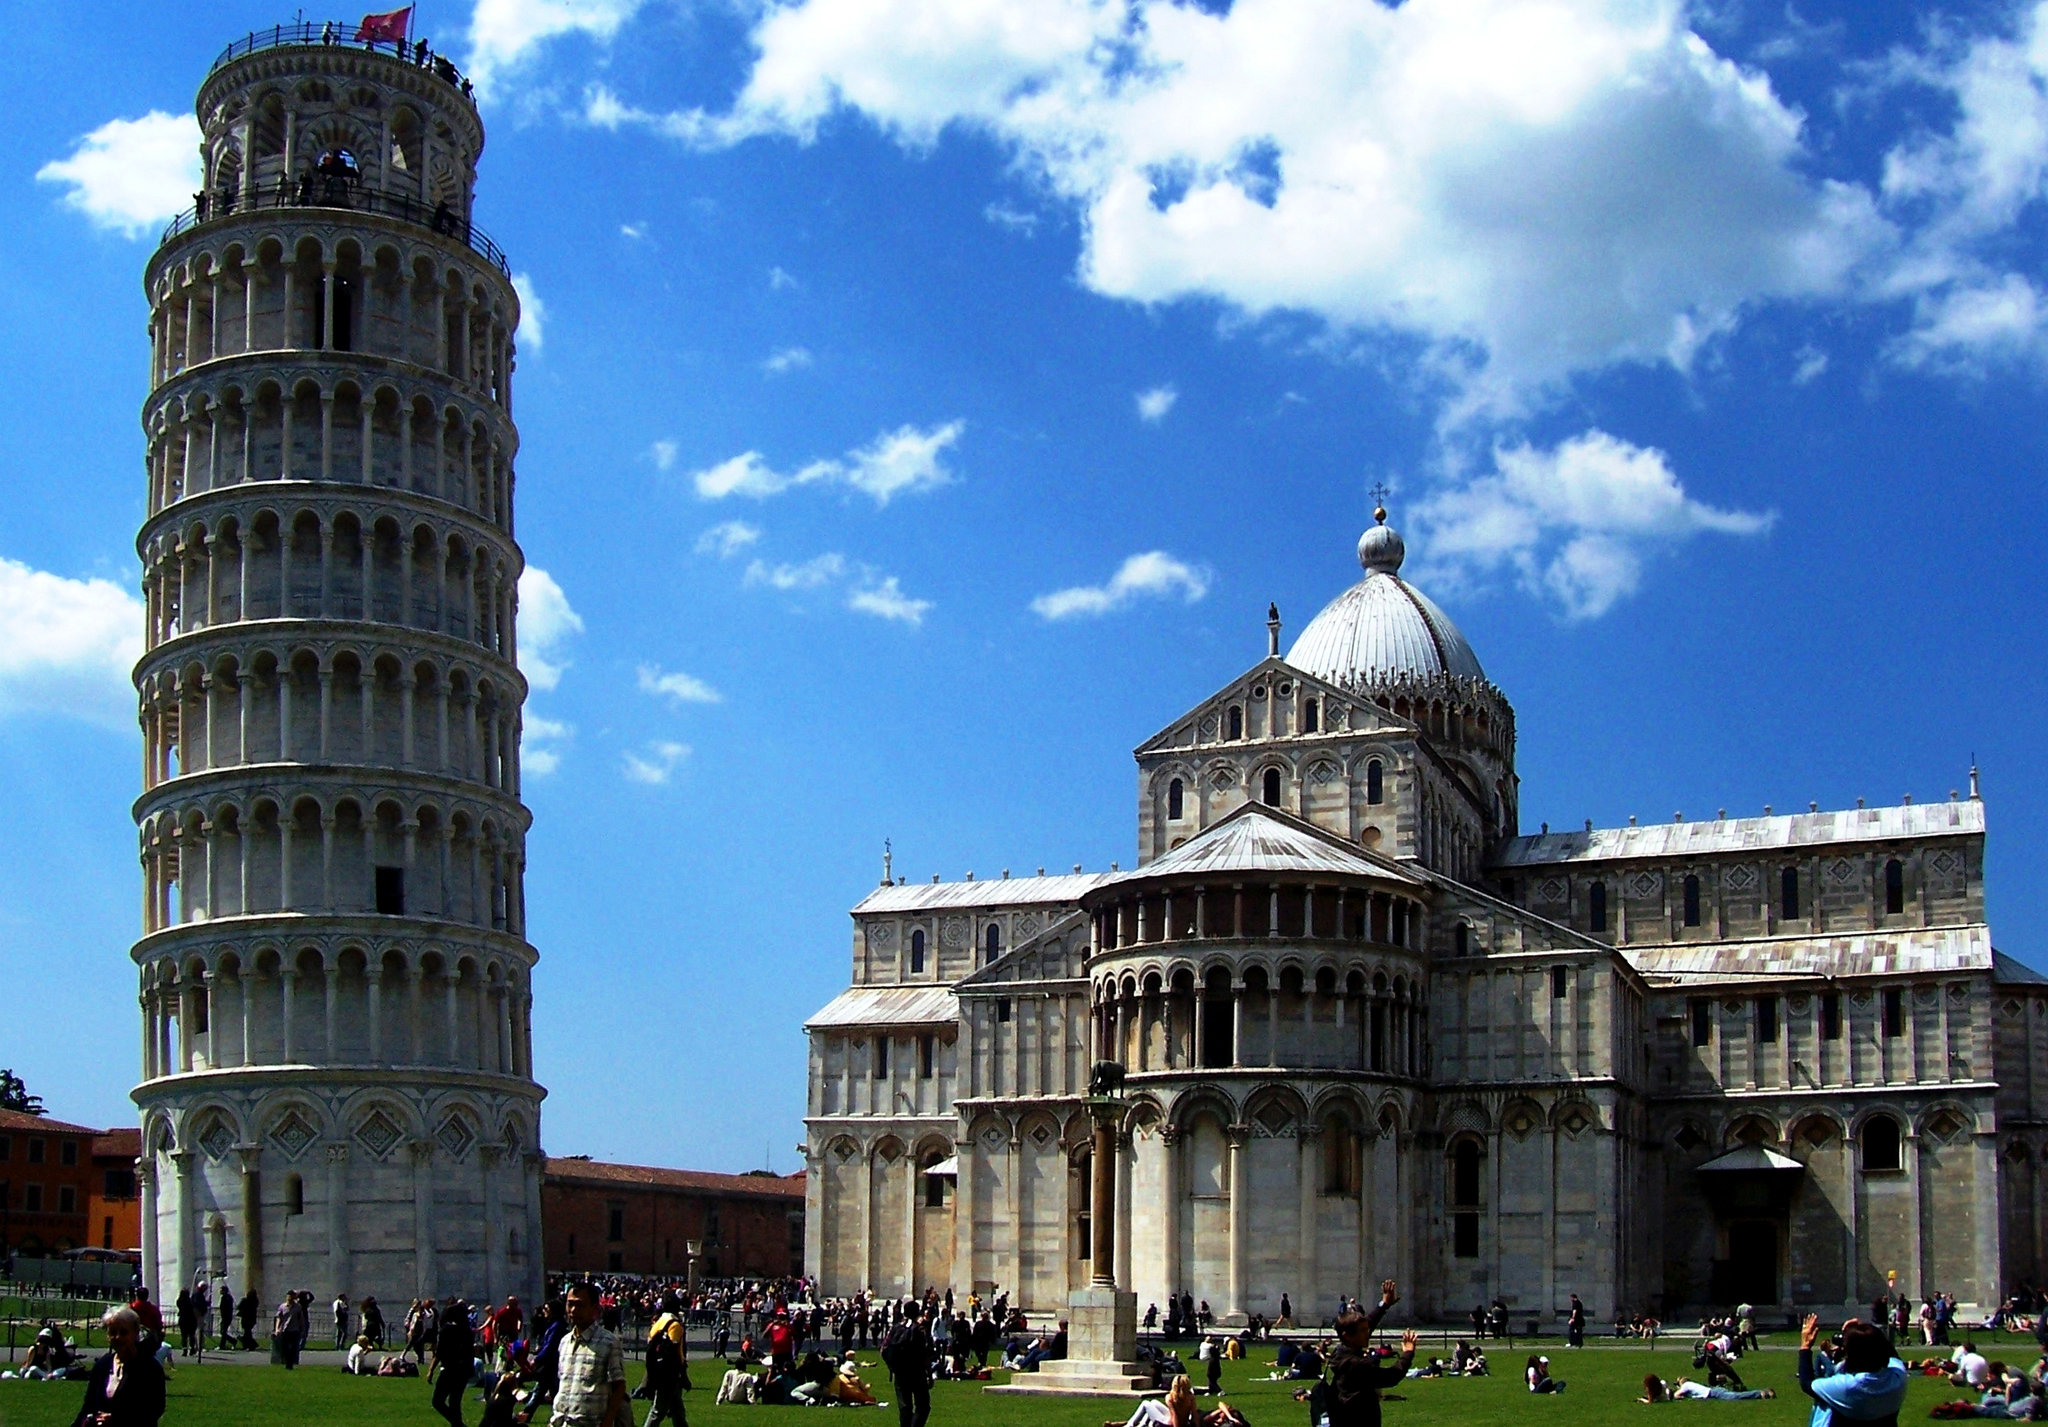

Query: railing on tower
<box><xmin>207</xmin><ymin>21</ymin><xmax>475</xmax><ymax>104</ymax></box>
<box><xmin>158</xmin><ymin>178</ymin><xmax>511</xmax><ymax>276</ymax></box>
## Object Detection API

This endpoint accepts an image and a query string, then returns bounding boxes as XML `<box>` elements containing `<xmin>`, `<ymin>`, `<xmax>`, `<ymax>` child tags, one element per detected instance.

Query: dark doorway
<box><xmin>1713</xmin><ymin>1220</ymin><xmax>1779</xmax><ymax>1304</ymax></box>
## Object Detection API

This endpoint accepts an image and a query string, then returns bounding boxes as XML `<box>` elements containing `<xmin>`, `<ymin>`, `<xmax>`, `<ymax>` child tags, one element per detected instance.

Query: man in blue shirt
<box><xmin>1798</xmin><ymin>1314</ymin><xmax>1908</xmax><ymax>1427</ymax></box>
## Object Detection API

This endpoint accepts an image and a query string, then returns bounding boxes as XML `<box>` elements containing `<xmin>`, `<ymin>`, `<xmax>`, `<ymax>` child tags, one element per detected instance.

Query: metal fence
<box><xmin>157</xmin><ymin>181</ymin><xmax>511</xmax><ymax>276</ymax></box>
<box><xmin>207</xmin><ymin>22</ymin><xmax>475</xmax><ymax>101</ymax></box>
<box><xmin>6</xmin><ymin>1261</ymin><xmax>134</xmax><ymax>1297</ymax></box>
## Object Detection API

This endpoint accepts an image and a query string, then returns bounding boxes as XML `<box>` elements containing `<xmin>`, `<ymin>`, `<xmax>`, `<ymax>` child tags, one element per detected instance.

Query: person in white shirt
<box><xmin>1954</xmin><ymin>1344</ymin><xmax>1991</xmax><ymax>1390</ymax></box>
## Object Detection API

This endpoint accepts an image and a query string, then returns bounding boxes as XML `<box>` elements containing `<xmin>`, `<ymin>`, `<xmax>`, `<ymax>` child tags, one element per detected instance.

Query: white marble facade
<box><xmin>131</xmin><ymin>31</ymin><xmax>544</xmax><ymax>1310</ymax></box>
<box><xmin>806</xmin><ymin>511</ymin><xmax>2047</xmax><ymax>1323</ymax></box>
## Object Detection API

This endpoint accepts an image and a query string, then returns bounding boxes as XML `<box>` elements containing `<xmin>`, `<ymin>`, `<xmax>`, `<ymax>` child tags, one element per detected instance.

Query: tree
<box><xmin>0</xmin><ymin>1069</ymin><xmax>44</xmax><ymax>1116</ymax></box>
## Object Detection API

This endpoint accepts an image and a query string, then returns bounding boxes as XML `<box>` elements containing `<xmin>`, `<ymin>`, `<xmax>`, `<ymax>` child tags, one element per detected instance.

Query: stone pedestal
<box><xmin>985</xmin><ymin>1285</ymin><xmax>1151</xmax><ymax>1398</ymax></box>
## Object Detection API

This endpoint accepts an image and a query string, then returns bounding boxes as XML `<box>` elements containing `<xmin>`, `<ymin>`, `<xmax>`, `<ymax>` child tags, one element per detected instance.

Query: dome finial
<box><xmin>1358</xmin><ymin>483</ymin><xmax>1405</xmax><ymax>574</ymax></box>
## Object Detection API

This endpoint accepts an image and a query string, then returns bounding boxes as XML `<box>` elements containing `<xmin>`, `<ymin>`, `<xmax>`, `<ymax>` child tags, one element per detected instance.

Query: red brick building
<box><xmin>0</xmin><ymin>1110</ymin><xmax>101</xmax><ymax>1257</ymax></box>
<box><xmin>543</xmin><ymin>1158</ymin><xmax>805</xmax><ymax>1279</ymax></box>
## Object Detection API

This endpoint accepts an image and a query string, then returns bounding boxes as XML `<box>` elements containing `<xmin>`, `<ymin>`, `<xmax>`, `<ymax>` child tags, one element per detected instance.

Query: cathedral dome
<box><xmin>1287</xmin><ymin>507</ymin><xmax>1486</xmax><ymax>688</ymax></box>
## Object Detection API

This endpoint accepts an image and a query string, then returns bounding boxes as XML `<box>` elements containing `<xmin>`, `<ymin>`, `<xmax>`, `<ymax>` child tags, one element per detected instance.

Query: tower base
<box><xmin>985</xmin><ymin>1285</ymin><xmax>1153</xmax><ymax>1398</ymax></box>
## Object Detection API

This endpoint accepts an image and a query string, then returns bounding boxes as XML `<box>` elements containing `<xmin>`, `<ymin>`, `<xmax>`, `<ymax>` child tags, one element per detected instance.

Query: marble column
<box><xmin>1226</xmin><ymin>1122</ymin><xmax>1251</xmax><ymax>1321</ymax></box>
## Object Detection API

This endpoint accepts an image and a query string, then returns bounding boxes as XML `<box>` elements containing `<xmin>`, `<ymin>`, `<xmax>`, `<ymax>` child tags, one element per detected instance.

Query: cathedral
<box><xmin>804</xmin><ymin>507</ymin><xmax>2048</xmax><ymax>1324</ymax></box>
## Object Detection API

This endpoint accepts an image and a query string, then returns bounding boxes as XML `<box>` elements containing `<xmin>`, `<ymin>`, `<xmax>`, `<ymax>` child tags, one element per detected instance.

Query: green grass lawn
<box><xmin>2</xmin><ymin>1333</ymin><xmax>2041</xmax><ymax>1427</ymax></box>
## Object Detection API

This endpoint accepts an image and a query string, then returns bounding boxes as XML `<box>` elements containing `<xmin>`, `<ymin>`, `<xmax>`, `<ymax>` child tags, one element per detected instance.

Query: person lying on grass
<box><xmin>1640</xmin><ymin>1373</ymin><xmax>1776</xmax><ymax>1402</ymax></box>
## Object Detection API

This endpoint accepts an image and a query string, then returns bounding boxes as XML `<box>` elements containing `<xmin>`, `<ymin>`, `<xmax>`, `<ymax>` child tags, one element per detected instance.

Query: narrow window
<box><xmin>919</xmin><ymin>1033</ymin><xmax>935</xmax><ymax>1080</ymax></box>
<box><xmin>1682</xmin><ymin>874</ymin><xmax>1702</xmax><ymax>927</ymax></box>
<box><xmin>924</xmin><ymin>1165</ymin><xmax>945</xmax><ymax>1209</ymax></box>
<box><xmin>1882</xmin><ymin>988</ymin><xmax>1905</xmax><ymax>1038</ymax></box>
<box><xmin>873</xmin><ymin>1035</ymin><xmax>891</xmax><ymax>1078</ymax></box>
<box><xmin>1589</xmin><ymin>881</ymin><xmax>1608</xmax><ymax>934</ymax></box>
<box><xmin>1302</xmin><ymin>699</ymin><xmax>1319</xmax><ymax>733</ymax></box>
<box><xmin>1551</xmin><ymin>966</ymin><xmax>1569</xmax><ymax>999</ymax></box>
<box><xmin>1322</xmin><ymin>1121</ymin><xmax>1358</xmax><ymax>1194</ymax></box>
<box><xmin>1862</xmin><ymin>1115</ymin><xmax>1903</xmax><ymax>1172</ymax></box>
<box><xmin>1780</xmin><ymin>867</ymin><xmax>1800</xmax><ymax>921</ymax></box>
<box><xmin>1885</xmin><ymin>858</ymin><xmax>1905</xmax><ymax>915</ymax></box>
<box><xmin>984</xmin><ymin>924</ymin><xmax>1002</xmax><ymax>962</ymax></box>
<box><xmin>1450</xmin><ymin>1140</ymin><xmax>1481</xmax><ymax>1259</ymax></box>
<box><xmin>1821</xmin><ymin>992</ymin><xmax>1842</xmax><ymax>1040</ymax></box>
<box><xmin>607</xmin><ymin>1204</ymin><xmax>625</xmax><ymax>1241</ymax></box>
<box><xmin>24</xmin><ymin>1185</ymin><xmax>42</xmax><ymax>1212</ymax></box>
<box><xmin>1366</xmin><ymin>760</ymin><xmax>1384</xmax><ymax>805</ymax></box>
<box><xmin>909</xmin><ymin>929</ymin><xmax>925</xmax><ymax>974</ymax></box>
<box><xmin>285</xmin><ymin>1174</ymin><xmax>304</xmax><ymax>1216</ymax></box>
<box><xmin>1690</xmin><ymin>998</ymin><xmax>1712</xmax><ymax>1047</ymax></box>
<box><xmin>28</xmin><ymin>1140</ymin><xmax>43</xmax><ymax>1165</ymax></box>
<box><xmin>1262</xmin><ymin>768</ymin><xmax>1282</xmax><ymax>806</ymax></box>
<box><xmin>1453</xmin><ymin>924</ymin><xmax>1469</xmax><ymax>957</ymax></box>
<box><xmin>1755</xmin><ymin>996</ymin><xmax>1779</xmax><ymax>1042</ymax></box>
<box><xmin>375</xmin><ymin>865</ymin><xmax>406</xmax><ymax>915</ymax></box>
<box><xmin>191</xmin><ymin>996</ymin><xmax>209</xmax><ymax>1034</ymax></box>
<box><xmin>996</xmin><ymin>999</ymin><xmax>1011</xmax><ymax>1024</ymax></box>
<box><xmin>60</xmin><ymin>1141</ymin><xmax>77</xmax><ymax>1168</ymax></box>
<box><xmin>1168</xmin><ymin>778</ymin><xmax>1184</xmax><ymax>820</ymax></box>
<box><xmin>58</xmin><ymin>1185</ymin><xmax>76</xmax><ymax>1214</ymax></box>
<box><xmin>1227</xmin><ymin>706</ymin><xmax>1243</xmax><ymax>740</ymax></box>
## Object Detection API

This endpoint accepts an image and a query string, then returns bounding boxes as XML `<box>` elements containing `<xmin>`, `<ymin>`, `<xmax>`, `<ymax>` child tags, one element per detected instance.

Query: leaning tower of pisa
<box><xmin>131</xmin><ymin>21</ymin><xmax>544</xmax><ymax>1312</ymax></box>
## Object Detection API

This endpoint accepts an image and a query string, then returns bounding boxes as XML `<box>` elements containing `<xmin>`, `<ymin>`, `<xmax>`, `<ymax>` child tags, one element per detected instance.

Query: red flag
<box><xmin>355</xmin><ymin>6</ymin><xmax>412</xmax><ymax>43</ymax></box>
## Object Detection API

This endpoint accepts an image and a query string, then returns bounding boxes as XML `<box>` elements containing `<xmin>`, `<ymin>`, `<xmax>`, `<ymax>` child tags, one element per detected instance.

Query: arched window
<box><xmin>1302</xmin><ymin>699</ymin><xmax>1319</xmax><ymax>734</ymax></box>
<box><xmin>284</xmin><ymin>1173</ymin><xmax>304</xmax><ymax>1216</ymax></box>
<box><xmin>1262</xmin><ymin>768</ymin><xmax>1282</xmax><ymax>806</ymax></box>
<box><xmin>984</xmin><ymin>924</ymin><xmax>1002</xmax><ymax>962</ymax></box>
<box><xmin>1227</xmin><ymin>706</ymin><xmax>1243</xmax><ymax>740</ymax></box>
<box><xmin>1885</xmin><ymin>858</ymin><xmax>1905</xmax><ymax>915</ymax></box>
<box><xmin>1168</xmin><ymin>778</ymin><xmax>1184</xmax><ymax>821</ymax></box>
<box><xmin>1683</xmin><ymin>874</ymin><xmax>1702</xmax><ymax>927</ymax></box>
<box><xmin>1862</xmin><ymin>1115</ymin><xmax>1903</xmax><ymax>1173</ymax></box>
<box><xmin>922</xmin><ymin>1151</ymin><xmax>948</xmax><ymax>1208</ymax></box>
<box><xmin>1780</xmin><ymin>867</ymin><xmax>1800</xmax><ymax>921</ymax></box>
<box><xmin>1454</xmin><ymin>923</ymin><xmax>1469</xmax><ymax>957</ymax></box>
<box><xmin>1365</xmin><ymin>760</ymin><xmax>1384</xmax><ymax>805</ymax></box>
<box><xmin>1589</xmin><ymin>881</ymin><xmax>1607</xmax><ymax>934</ymax></box>
<box><xmin>909</xmin><ymin>929</ymin><xmax>925</xmax><ymax>974</ymax></box>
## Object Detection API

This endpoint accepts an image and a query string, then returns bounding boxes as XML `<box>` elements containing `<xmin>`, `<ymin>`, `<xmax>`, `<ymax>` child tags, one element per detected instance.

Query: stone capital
<box><xmin>1225</xmin><ymin>1123</ymin><xmax>1253</xmax><ymax>1147</ymax></box>
<box><xmin>325</xmin><ymin>1141</ymin><xmax>350</xmax><ymax>1164</ymax></box>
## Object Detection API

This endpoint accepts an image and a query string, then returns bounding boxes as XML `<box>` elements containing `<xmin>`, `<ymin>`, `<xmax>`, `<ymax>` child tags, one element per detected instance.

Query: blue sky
<box><xmin>5</xmin><ymin>0</ymin><xmax>2048</xmax><ymax>1170</ymax></box>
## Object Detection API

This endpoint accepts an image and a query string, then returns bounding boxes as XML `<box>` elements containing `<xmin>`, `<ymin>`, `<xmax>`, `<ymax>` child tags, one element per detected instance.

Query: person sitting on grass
<box><xmin>1798</xmin><ymin>1313</ymin><xmax>1908</xmax><ymax>1427</ymax></box>
<box><xmin>1641</xmin><ymin>1372</ymin><xmax>1777</xmax><ymax>1401</ymax></box>
<box><xmin>345</xmin><ymin>1333</ymin><xmax>374</xmax><ymax>1375</ymax></box>
<box><xmin>1108</xmin><ymin>1374</ymin><xmax>1203</xmax><ymax>1427</ymax></box>
<box><xmin>1527</xmin><ymin>1355</ymin><xmax>1566</xmax><ymax>1393</ymax></box>
<box><xmin>1409</xmin><ymin>1358</ymin><xmax>1446</xmax><ymax>1378</ymax></box>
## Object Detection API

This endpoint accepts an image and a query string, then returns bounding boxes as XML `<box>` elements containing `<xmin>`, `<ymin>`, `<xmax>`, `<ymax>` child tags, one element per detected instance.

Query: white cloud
<box><xmin>1410</xmin><ymin>429</ymin><xmax>1774</xmax><ymax>620</ymax></box>
<box><xmin>637</xmin><ymin>663</ymin><xmax>723</xmax><ymax>705</ymax></box>
<box><xmin>744</xmin><ymin>553</ymin><xmax>848</xmax><ymax>590</ymax></box>
<box><xmin>763</xmin><ymin>345</ymin><xmax>815</xmax><ymax>374</ymax></box>
<box><xmin>511</xmin><ymin>273</ymin><xmax>547</xmax><ymax>353</ymax></box>
<box><xmin>769</xmin><ymin>265</ymin><xmax>800</xmax><ymax>290</ymax></box>
<box><xmin>1892</xmin><ymin>274</ymin><xmax>2048</xmax><ymax>370</ymax></box>
<box><xmin>984</xmin><ymin>201</ymin><xmax>1040</xmax><ymax>235</ymax></box>
<box><xmin>737</xmin><ymin>550</ymin><xmax>931</xmax><ymax>622</ymax></box>
<box><xmin>516</xmin><ymin>566</ymin><xmax>584</xmax><ymax>690</ymax></box>
<box><xmin>1792</xmin><ymin>345</ymin><xmax>1830</xmax><ymax>384</ymax></box>
<box><xmin>620</xmin><ymin>221</ymin><xmax>648</xmax><ymax>239</ymax></box>
<box><xmin>1031</xmin><ymin>551</ymin><xmax>1211</xmax><ymax>620</ymax></box>
<box><xmin>1135</xmin><ymin>384</ymin><xmax>1179</xmax><ymax>423</ymax></box>
<box><xmin>694</xmin><ymin>520</ymin><xmax>762</xmax><ymax>558</ymax></box>
<box><xmin>0</xmin><ymin>557</ymin><xmax>143</xmax><ymax>727</ymax></box>
<box><xmin>847</xmin><ymin>576</ymin><xmax>931</xmax><ymax>626</ymax></box>
<box><xmin>467</xmin><ymin>0</ymin><xmax>645</xmax><ymax>95</ymax></box>
<box><xmin>690</xmin><ymin>420</ymin><xmax>963</xmax><ymax>505</ymax></box>
<box><xmin>522</xmin><ymin>714</ymin><xmax>573</xmax><ymax>776</ymax></box>
<box><xmin>37</xmin><ymin>112</ymin><xmax>201</xmax><ymax>238</ymax></box>
<box><xmin>621</xmin><ymin>740</ymin><xmax>690</xmax><ymax>785</ymax></box>
<box><xmin>627</xmin><ymin>0</ymin><xmax>1891</xmax><ymax>418</ymax></box>
<box><xmin>650</xmin><ymin>439</ymin><xmax>679</xmax><ymax>471</ymax></box>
